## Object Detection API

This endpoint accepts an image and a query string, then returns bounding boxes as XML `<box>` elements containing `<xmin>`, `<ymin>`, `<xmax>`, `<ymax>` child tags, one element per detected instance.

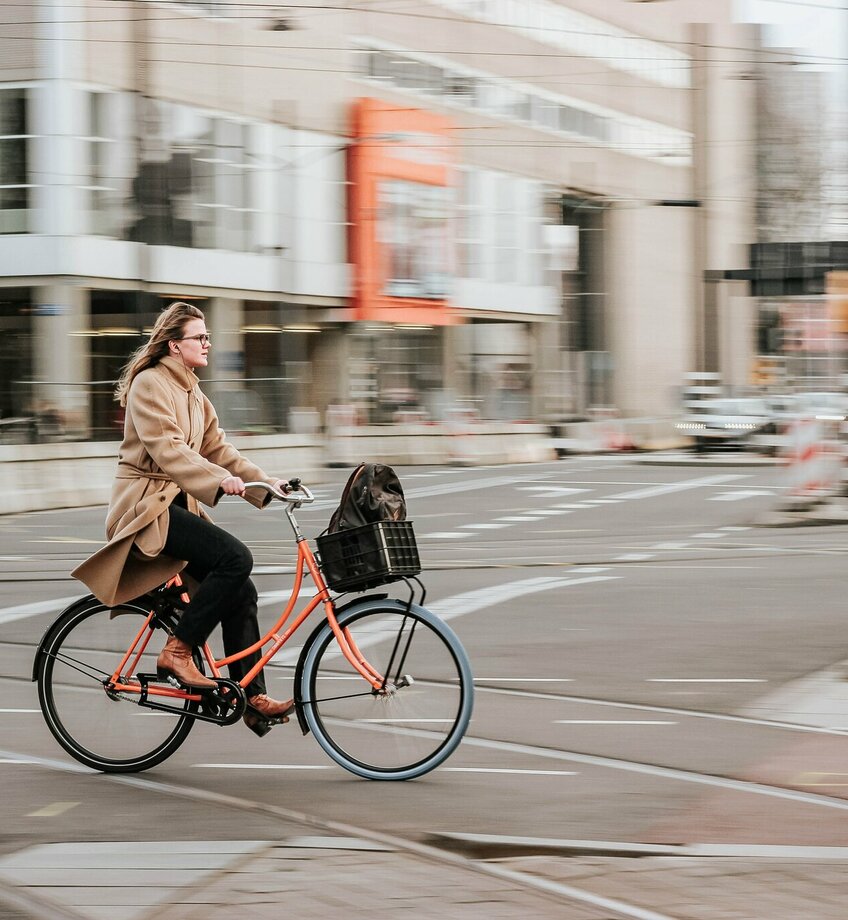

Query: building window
<box><xmin>494</xmin><ymin>175</ymin><xmax>519</xmax><ymax>284</ymax></box>
<box><xmin>0</xmin><ymin>88</ymin><xmax>31</xmax><ymax>234</ymax></box>
<box><xmin>354</xmin><ymin>41</ymin><xmax>691</xmax><ymax>162</ymax></box>
<box><xmin>131</xmin><ymin>100</ymin><xmax>257</xmax><ymax>250</ymax></box>
<box><xmin>83</xmin><ymin>92</ymin><xmax>132</xmax><ymax>237</ymax></box>
<box><xmin>457</xmin><ymin>169</ymin><xmax>484</xmax><ymax>280</ymax></box>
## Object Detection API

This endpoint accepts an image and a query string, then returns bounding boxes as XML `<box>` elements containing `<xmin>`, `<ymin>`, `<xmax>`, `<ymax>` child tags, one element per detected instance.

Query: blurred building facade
<box><xmin>751</xmin><ymin>47</ymin><xmax>848</xmax><ymax>389</ymax></box>
<box><xmin>0</xmin><ymin>0</ymin><xmax>765</xmax><ymax>439</ymax></box>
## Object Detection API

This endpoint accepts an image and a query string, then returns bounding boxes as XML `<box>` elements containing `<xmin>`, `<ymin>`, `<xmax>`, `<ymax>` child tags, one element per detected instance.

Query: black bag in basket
<box><xmin>327</xmin><ymin>462</ymin><xmax>406</xmax><ymax>533</ymax></box>
<box><xmin>318</xmin><ymin>462</ymin><xmax>420</xmax><ymax>592</ymax></box>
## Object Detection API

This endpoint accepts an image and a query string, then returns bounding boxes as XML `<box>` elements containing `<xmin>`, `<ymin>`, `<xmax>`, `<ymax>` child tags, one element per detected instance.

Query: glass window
<box><xmin>132</xmin><ymin>101</ymin><xmax>256</xmax><ymax>250</ymax></box>
<box><xmin>0</xmin><ymin>88</ymin><xmax>30</xmax><ymax>234</ymax></box>
<box><xmin>378</xmin><ymin>180</ymin><xmax>451</xmax><ymax>299</ymax></box>
<box><xmin>457</xmin><ymin>169</ymin><xmax>484</xmax><ymax>280</ymax></box>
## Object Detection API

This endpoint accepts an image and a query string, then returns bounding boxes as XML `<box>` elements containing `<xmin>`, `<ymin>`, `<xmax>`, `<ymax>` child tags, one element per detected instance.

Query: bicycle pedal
<box><xmin>244</xmin><ymin>716</ymin><xmax>273</xmax><ymax>738</ymax></box>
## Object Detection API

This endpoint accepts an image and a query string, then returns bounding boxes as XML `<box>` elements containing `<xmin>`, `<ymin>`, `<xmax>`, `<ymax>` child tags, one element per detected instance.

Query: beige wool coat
<box><xmin>73</xmin><ymin>356</ymin><xmax>275</xmax><ymax>606</ymax></box>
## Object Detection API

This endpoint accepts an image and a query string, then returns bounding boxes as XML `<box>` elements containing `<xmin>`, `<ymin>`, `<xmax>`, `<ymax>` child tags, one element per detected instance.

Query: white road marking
<box><xmin>422</xmin><ymin>532</ymin><xmax>471</xmax><ymax>539</ymax></box>
<box><xmin>193</xmin><ymin>764</ymin><xmax>332</xmax><ymax>769</ymax></box>
<box><xmin>647</xmin><ymin>678</ymin><xmax>767</xmax><ymax>683</ymax></box>
<box><xmin>460</xmin><ymin>523</ymin><xmax>509</xmax><ymax>530</ymax></box>
<box><xmin>406</xmin><ymin>472</ymin><xmax>555</xmax><ymax>500</ymax></box>
<box><xmin>496</xmin><ymin>516</ymin><xmax>543</xmax><ymax>522</ymax></box>
<box><xmin>356</xmin><ymin>719</ymin><xmax>458</xmax><ymax>723</ymax></box>
<box><xmin>610</xmin><ymin>473</ymin><xmax>747</xmax><ymax>501</ymax></box>
<box><xmin>651</xmin><ymin>542</ymin><xmax>690</xmax><ymax>550</ymax></box>
<box><xmin>554</xmin><ymin>720</ymin><xmax>677</xmax><ymax>725</ymax></box>
<box><xmin>0</xmin><ymin>709</ymin><xmax>40</xmax><ymax>714</ymax></box>
<box><xmin>431</xmin><ymin>574</ymin><xmax>619</xmax><ymax>624</ymax></box>
<box><xmin>582</xmin><ymin>499</ymin><xmax>622</xmax><ymax>504</ymax></box>
<box><xmin>516</xmin><ymin>487</ymin><xmax>590</xmax><ymax>496</ymax></box>
<box><xmin>615</xmin><ymin>554</ymin><xmax>656</xmax><ymax>561</ymax></box>
<box><xmin>257</xmin><ymin>586</ymin><xmax>317</xmax><ymax>608</ymax></box>
<box><xmin>692</xmin><ymin>532</ymin><xmax>722</xmax><ymax>538</ymax></box>
<box><xmin>710</xmin><ymin>490</ymin><xmax>775</xmax><ymax>502</ymax></box>
<box><xmin>720</xmin><ymin>525</ymin><xmax>752</xmax><ymax>531</ymax></box>
<box><xmin>27</xmin><ymin>802</ymin><xmax>79</xmax><ymax>817</ymax></box>
<box><xmin>476</xmin><ymin>678</ymin><xmax>574</xmax><ymax>682</ymax></box>
<box><xmin>0</xmin><ymin>595</ymin><xmax>81</xmax><ymax>626</ymax></box>
<box><xmin>442</xmin><ymin>768</ymin><xmax>578</xmax><ymax>776</ymax></box>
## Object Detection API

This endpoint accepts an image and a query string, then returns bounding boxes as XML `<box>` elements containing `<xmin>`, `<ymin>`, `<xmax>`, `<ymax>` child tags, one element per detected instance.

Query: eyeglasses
<box><xmin>180</xmin><ymin>334</ymin><xmax>211</xmax><ymax>345</ymax></box>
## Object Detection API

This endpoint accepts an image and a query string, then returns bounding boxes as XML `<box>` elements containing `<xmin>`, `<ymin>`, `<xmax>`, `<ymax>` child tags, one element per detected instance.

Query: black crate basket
<box><xmin>316</xmin><ymin>520</ymin><xmax>421</xmax><ymax>592</ymax></box>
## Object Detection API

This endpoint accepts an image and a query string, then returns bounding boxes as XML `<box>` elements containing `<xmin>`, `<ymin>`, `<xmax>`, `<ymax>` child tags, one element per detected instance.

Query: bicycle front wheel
<box><xmin>300</xmin><ymin>600</ymin><xmax>473</xmax><ymax>780</ymax></box>
<box><xmin>37</xmin><ymin>601</ymin><xmax>198</xmax><ymax>773</ymax></box>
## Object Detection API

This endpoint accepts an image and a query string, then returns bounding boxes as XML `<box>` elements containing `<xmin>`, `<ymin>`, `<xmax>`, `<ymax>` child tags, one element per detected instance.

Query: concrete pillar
<box><xmin>441</xmin><ymin>323</ymin><xmax>470</xmax><ymax>416</ymax></box>
<box><xmin>34</xmin><ymin>2</ymin><xmax>86</xmax><ymax>237</ymax></box>
<box><xmin>206</xmin><ymin>297</ymin><xmax>244</xmax><ymax>382</ymax></box>
<box><xmin>309</xmin><ymin>328</ymin><xmax>351</xmax><ymax>423</ymax></box>
<box><xmin>33</xmin><ymin>284</ymin><xmax>90</xmax><ymax>438</ymax></box>
<box><xmin>204</xmin><ymin>297</ymin><xmax>245</xmax><ymax>432</ymax></box>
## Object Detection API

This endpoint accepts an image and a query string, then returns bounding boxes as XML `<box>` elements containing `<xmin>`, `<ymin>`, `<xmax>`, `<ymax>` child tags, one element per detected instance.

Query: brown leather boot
<box><xmin>243</xmin><ymin>694</ymin><xmax>295</xmax><ymax>737</ymax></box>
<box><xmin>157</xmin><ymin>635</ymin><xmax>217</xmax><ymax>690</ymax></box>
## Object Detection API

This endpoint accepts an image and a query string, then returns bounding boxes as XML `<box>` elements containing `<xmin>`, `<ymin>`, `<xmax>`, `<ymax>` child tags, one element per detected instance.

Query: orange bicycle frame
<box><xmin>107</xmin><ymin>537</ymin><xmax>386</xmax><ymax>700</ymax></box>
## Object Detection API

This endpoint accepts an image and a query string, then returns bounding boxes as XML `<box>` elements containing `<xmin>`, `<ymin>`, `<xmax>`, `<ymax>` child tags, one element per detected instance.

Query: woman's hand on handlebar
<box><xmin>220</xmin><ymin>475</ymin><xmax>247</xmax><ymax>496</ymax></box>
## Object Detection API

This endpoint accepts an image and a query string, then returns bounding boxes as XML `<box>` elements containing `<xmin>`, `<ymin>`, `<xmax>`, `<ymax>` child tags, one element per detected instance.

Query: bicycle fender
<box><xmin>31</xmin><ymin>595</ymin><xmax>101</xmax><ymax>682</ymax></box>
<box><xmin>292</xmin><ymin>593</ymin><xmax>388</xmax><ymax>736</ymax></box>
<box><xmin>30</xmin><ymin>596</ymin><xmax>158</xmax><ymax>682</ymax></box>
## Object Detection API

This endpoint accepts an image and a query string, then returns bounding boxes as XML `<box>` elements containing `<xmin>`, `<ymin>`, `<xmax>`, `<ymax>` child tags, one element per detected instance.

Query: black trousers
<box><xmin>164</xmin><ymin>502</ymin><xmax>266</xmax><ymax>697</ymax></box>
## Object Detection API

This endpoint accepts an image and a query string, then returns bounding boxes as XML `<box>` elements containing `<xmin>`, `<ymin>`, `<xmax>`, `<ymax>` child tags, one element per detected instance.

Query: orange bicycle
<box><xmin>33</xmin><ymin>481</ymin><xmax>473</xmax><ymax>780</ymax></box>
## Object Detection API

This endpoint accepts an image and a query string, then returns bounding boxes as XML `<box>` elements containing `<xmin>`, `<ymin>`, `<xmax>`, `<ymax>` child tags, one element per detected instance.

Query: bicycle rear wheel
<box><xmin>299</xmin><ymin>599</ymin><xmax>473</xmax><ymax>780</ymax></box>
<box><xmin>36</xmin><ymin>600</ymin><xmax>198</xmax><ymax>773</ymax></box>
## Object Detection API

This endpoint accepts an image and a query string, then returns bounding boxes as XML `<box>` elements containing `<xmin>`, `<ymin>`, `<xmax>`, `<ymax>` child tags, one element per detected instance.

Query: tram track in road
<box><xmin>4</xmin><ymin>667</ymin><xmax>848</xmax><ymax>918</ymax></box>
<box><xmin>0</xmin><ymin>745</ymin><xmax>680</xmax><ymax>920</ymax></box>
<box><xmin>4</xmin><ymin>659</ymin><xmax>848</xmax><ymax>805</ymax></box>
<box><xmin>4</xmin><ymin>735</ymin><xmax>848</xmax><ymax>920</ymax></box>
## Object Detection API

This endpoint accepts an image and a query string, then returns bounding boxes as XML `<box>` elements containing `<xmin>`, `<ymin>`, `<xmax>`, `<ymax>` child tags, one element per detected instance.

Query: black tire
<box><xmin>36</xmin><ymin>602</ymin><xmax>198</xmax><ymax>773</ymax></box>
<box><xmin>299</xmin><ymin>599</ymin><xmax>473</xmax><ymax>780</ymax></box>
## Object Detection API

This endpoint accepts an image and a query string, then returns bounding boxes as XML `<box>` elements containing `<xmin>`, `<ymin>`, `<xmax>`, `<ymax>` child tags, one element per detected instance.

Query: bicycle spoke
<box><xmin>37</xmin><ymin>603</ymin><xmax>197</xmax><ymax>773</ymax></box>
<box><xmin>301</xmin><ymin>603</ymin><xmax>473</xmax><ymax>779</ymax></box>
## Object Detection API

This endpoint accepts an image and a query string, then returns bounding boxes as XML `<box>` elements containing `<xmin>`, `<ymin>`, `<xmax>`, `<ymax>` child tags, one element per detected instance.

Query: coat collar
<box><xmin>158</xmin><ymin>355</ymin><xmax>199</xmax><ymax>392</ymax></box>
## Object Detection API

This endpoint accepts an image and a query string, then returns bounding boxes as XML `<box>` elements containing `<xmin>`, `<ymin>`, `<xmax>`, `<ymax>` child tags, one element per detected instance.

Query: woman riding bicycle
<box><xmin>72</xmin><ymin>301</ymin><xmax>295</xmax><ymax>736</ymax></box>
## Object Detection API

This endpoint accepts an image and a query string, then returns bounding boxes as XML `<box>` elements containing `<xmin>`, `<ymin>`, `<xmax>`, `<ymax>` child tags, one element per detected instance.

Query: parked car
<box><xmin>677</xmin><ymin>397</ymin><xmax>772</xmax><ymax>453</ymax></box>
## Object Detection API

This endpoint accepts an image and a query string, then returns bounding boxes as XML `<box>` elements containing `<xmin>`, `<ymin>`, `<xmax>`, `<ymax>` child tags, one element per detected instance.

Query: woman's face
<box><xmin>172</xmin><ymin>317</ymin><xmax>210</xmax><ymax>369</ymax></box>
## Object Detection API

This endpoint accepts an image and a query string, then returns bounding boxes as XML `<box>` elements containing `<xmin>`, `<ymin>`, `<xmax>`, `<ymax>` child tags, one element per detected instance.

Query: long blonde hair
<box><xmin>115</xmin><ymin>301</ymin><xmax>205</xmax><ymax>407</ymax></box>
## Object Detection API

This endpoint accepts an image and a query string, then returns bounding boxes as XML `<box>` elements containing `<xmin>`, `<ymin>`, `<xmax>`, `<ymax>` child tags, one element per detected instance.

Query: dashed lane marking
<box><xmin>610</xmin><ymin>473</ymin><xmax>747</xmax><ymax>501</ymax></box>
<box><xmin>27</xmin><ymin>802</ymin><xmax>79</xmax><ymax>817</ymax></box>
<box><xmin>0</xmin><ymin>595</ymin><xmax>81</xmax><ymax>626</ymax></box>
<box><xmin>475</xmin><ymin>678</ymin><xmax>574</xmax><ymax>682</ymax></box>
<box><xmin>647</xmin><ymin>678</ymin><xmax>767</xmax><ymax>683</ymax></box>
<box><xmin>554</xmin><ymin>720</ymin><xmax>676</xmax><ymax>725</ymax></box>
<box><xmin>710</xmin><ymin>490</ymin><xmax>775</xmax><ymax>501</ymax></box>
<box><xmin>796</xmin><ymin>773</ymin><xmax>848</xmax><ymax>786</ymax></box>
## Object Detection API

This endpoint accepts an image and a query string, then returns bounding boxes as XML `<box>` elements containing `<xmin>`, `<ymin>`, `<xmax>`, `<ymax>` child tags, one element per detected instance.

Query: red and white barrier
<box><xmin>783</xmin><ymin>418</ymin><xmax>842</xmax><ymax>497</ymax></box>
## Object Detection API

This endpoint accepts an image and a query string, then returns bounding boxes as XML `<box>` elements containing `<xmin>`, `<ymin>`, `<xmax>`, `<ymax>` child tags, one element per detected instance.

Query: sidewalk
<box><xmin>4</xmin><ymin>831</ymin><xmax>848</xmax><ymax>920</ymax></box>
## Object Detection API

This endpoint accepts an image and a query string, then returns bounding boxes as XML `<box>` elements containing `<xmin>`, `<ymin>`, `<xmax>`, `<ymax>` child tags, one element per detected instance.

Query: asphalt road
<box><xmin>3</xmin><ymin>455</ymin><xmax>848</xmax><ymax>919</ymax></box>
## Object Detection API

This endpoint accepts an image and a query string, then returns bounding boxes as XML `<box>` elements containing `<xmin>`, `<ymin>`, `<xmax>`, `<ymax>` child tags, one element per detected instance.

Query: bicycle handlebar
<box><xmin>242</xmin><ymin>480</ymin><xmax>315</xmax><ymax>504</ymax></box>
